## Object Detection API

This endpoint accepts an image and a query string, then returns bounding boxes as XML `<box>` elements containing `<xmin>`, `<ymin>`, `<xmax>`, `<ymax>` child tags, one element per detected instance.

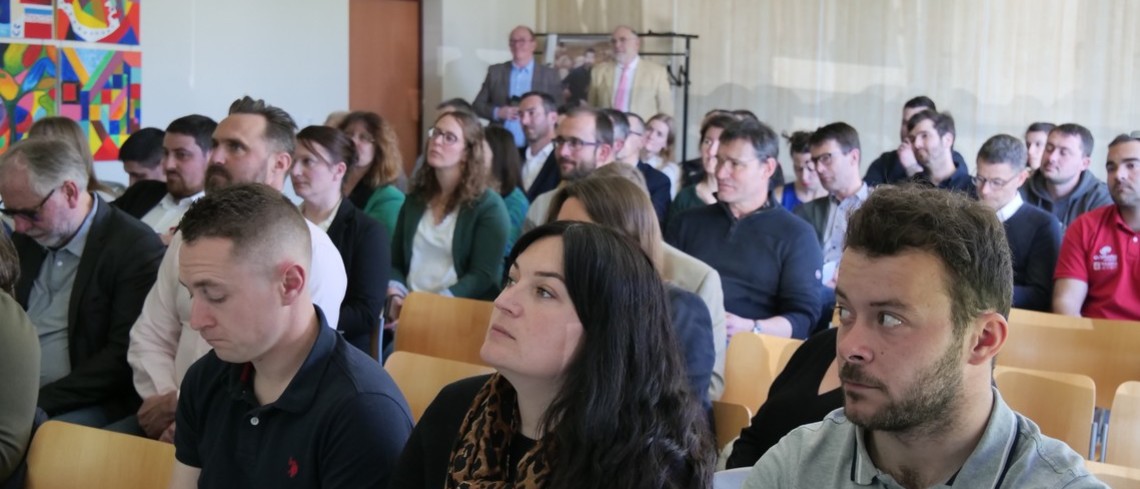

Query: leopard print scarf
<box><xmin>446</xmin><ymin>373</ymin><xmax>552</xmax><ymax>489</ymax></box>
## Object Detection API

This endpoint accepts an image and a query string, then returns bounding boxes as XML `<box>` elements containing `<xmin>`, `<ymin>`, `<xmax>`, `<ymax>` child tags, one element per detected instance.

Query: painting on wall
<box><xmin>0</xmin><ymin>43</ymin><xmax>56</xmax><ymax>152</ymax></box>
<box><xmin>0</xmin><ymin>0</ymin><xmax>54</xmax><ymax>39</ymax></box>
<box><xmin>55</xmin><ymin>0</ymin><xmax>139</xmax><ymax>45</ymax></box>
<box><xmin>59</xmin><ymin>46</ymin><xmax>139</xmax><ymax>160</ymax></box>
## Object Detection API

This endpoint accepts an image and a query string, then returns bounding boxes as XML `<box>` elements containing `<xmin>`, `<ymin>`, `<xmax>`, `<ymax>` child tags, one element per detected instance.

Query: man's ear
<box><xmin>278</xmin><ymin>261</ymin><xmax>307</xmax><ymax>306</ymax></box>
<box><xmin>967</xmin><ymin>312</ymin><xmax>1008</xmax><ymax>366</ymax></box>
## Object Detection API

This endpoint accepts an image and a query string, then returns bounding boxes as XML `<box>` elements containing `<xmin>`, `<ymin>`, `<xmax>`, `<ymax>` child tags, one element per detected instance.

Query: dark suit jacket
<box><xmin>109</xmin><ymin>180</ymin><xmax>167</xmax><ymax>220</ymax></box>
<box><xmin>668</xmin><ymin>285</ymin><xmax>714</xmax><ymax>409</ymax></box>
<box><xmin>521</xmin><ymin>148</ymin><xmax>560</xmax><ymax>202</ymax></box>
<box><xmin>793</xmin><ymin>196</ymin><xmax>831</xmax><ymax>246</ymax></box>
<box><xmin>637</xmin><ymin>161</ymin><xmax>672</xmax><ymax>227</ymax></box>
<box><xmin>326</xmin><ymin>199</ymin><xmax>390</xmax><ymax>356</ymax></box>
<box><xmin>472</xmin><ymin>61</ymin><xmax>563</xmax><ymax>122</ymax></box>
<box><xmin>15</xmin><ymin>196</ymin><xmax>164</xmax><ymax>417</ymax></box>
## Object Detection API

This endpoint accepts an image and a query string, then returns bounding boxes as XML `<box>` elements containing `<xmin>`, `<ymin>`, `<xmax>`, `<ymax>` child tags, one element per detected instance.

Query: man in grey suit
<box><xmin>472</xmin><ymin>25</ymin><xmax>563</xmax><ymax>148</ymax></box>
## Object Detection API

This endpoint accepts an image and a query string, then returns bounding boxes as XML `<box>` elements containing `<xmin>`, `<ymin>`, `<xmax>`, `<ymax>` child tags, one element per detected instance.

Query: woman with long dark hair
<box><xmin>482</xmin><ymin>125</ymin><xmax>529</xmax><ymax>254</ymax></box>
<box><xmin>391</xmin><ymin>221</ymin><xmax>714</xmax><ymax>488</ymax></box>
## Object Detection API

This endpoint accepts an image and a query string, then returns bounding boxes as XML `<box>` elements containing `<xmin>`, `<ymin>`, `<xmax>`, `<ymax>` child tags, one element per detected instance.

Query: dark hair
<box><xmin>719</xmin><ymin>118</ymin><xmax>780</xmax><ymax>162</ymax></box>
<box><xmin>297</xmin><ymin>125</ymin><xmax>358</xmax><ymax>168</ymax></box>
<box><xmin>845</xmin><ymin>185</ymin><xmax>1012</xmax><ymax>335</ymax></box>
<box><xmin>907</xmin><ymin>110</ymin><xmax>956</xmax><ymax>139</ymax></box>
<box><xmin>520</xmin><ymin>91</ymin><xmax>557</xmax><ymax>114</ymax></box>
<box><xmin>625</xmin><ymin>111</ymin><xmax>645</xmax><ymax>129</ymax></box>
<box><xmin>808</xmin><ymin>122</ymin><xmax>861</xmax><ymax>153</ymax></box>
<box><xmin>179</xmin><ymin>183</ymin><xmax>312</xmax><ymax>268</ymax></box>
<box><xmin>1051</xmin><ymin>123</ymin><xmax>1094</xmax><ymax>157</ymax></box>
<box><xmin>437</xmin><ymin>98</ymin><xmax>475</xmax><ymax>114</ymax></box>
<box><xmin>483</xmin><ymin>126</ymin><xmax>522</xmax><ymax>197</ymax></box>
<box><xmin>338</xmin><ymin>111</ymin><xmax>404</xmax><ymax>188</ymax></box>
<box><xmin>1026</xmin><ymin>122</ymin><xmax>1055</xmax><ymax>135</ymax></box>
<box><xmin>410</xmin><ymin>111</ymin><xmax>489</xmax><ymax>215</ymax></box>
<box><xmin>903</xmin><ymin>96</ymin><xmax>937</xmax><ymax>112</ymax></box>
<box><xmin>165</xmin><ymin>115</ymin><xmax>218</xmax><ymax>156</ymax></box>
<box><xmin>782</xmin><ymin>130</ymin><xmax>813</xmax><ymax>154</ymax></box>
<box><xmin>601</xmin><ymin>108</ymin><xmax>630</xmax><ymax>141</ymax></box>
<box><xmin>228</xmin><ymin>96</ymin><xmax>298</xmax><ymax>155</ymax></box>
<box><xmin>119</xmin><ymin>128</ymin><xmax>165</xmax><ymax>169</ymax></box>
<box><xmin>507</xmin><ymin>221</ymin><xmax>713</xmax><ymax>489</ymax></box>
<box><xmin>0</xmin><ymin>233</ymin><xmax>19</xmax><ymax>296</ymax></box>
<box><xmin>1109</xmin><ymin>133</ymin><xmax>1140</xmax><ymax>148</ymax></box>
<box><xmin>976</xmin><ymin>134</ymin><xmax>1027</xmax><ymax>171</ymax></box>
<box><xmin>700</xmin><ymin>114</ymin><xmax>737</xmax><ymax>141</ymax></box>
<box><xmin>565</xmin><ymin>107</ymin><xmax>615</xmax><ymax>148</ymax></box>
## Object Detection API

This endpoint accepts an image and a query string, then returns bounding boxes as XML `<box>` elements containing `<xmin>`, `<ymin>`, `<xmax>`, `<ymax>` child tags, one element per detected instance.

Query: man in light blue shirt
<box><xmin>472</xmin><ymin>25</ymin><xmax>563</xmax><ymax>148</ymax></box>
<box><xmin>745</xmin><ymin>185</ymin><xmax>1104</xmax><ymax>489</ymax></box>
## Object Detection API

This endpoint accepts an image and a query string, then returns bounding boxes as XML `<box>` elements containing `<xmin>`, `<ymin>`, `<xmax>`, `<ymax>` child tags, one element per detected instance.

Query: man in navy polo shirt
<box><xmin>168</xmin><ymin>184</ymin><xmax>412</xmax><ymax>489</ymax></box>
<box><xmin>907</xmin><ymin>110</ymin><xmax>975</xmax><ymax>194</ymax></box>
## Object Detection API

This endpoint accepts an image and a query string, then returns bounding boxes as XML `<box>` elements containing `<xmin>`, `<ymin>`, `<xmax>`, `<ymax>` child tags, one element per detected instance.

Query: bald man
<box><xmin>588</xmin><ymin>25</ymin><xmax>674</xmax><ymax>118</ymax></box>
<box><xmin>472</xmin><ymin>25</ymin><xmax>564</xmax><ymax>147</ymax></box>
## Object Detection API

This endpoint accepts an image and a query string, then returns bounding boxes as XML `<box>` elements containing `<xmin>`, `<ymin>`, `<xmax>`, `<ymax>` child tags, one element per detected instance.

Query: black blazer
<box><xmin>637</xmin><ymin>161</ymin><xmax>672</xmax><ymax>227</ymax></box>
<box><xmin>15</xmin><ymin>196</ymin><xmax>164</xmax><ymax>417</ymax></box>
<box><xmin>793</xmin><ymin>196</ymin><xmax>831</xmax><ymax>247</ymax></box>
<box><xmin>326</xmin><ymin>199</ymin><xmax>390</xmax><ymax>355</ymax></box>
<box><xmin>523</xmin><ymin>149</ymin><xmax>561</xmax><ymax>202</ymax></box>
<box><xmin>109</xmin><ymin>180</ymin><xmax>167</xmax><ymax>220</ymax></box>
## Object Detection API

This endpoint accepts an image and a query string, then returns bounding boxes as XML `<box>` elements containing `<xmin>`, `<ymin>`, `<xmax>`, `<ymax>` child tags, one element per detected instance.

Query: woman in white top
<box><xmin>642</xmin><ymin>113</ymin><xmax>682</xmax><ymax>198</ymax></box>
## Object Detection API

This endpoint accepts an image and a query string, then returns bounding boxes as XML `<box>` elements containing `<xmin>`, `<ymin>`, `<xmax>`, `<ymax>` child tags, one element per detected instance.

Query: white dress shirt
<box><xmin>140</xmin><ymin>192</ymin><xmax>204</xmax><ymax>234</ymax></box>
<box><xmin>521</xmin><ymin>142</ymin><xmax>554</xmax><ymax>193</ymax></box>
<box><xmin>407</xmin><ymin>211</ymin><xmax>459</xmax><ymax>295</ymax></box>
<box><xmin>996</xmin><ymin>193</ymin><xmax>1024</xmax><ymax>223</ymax></box>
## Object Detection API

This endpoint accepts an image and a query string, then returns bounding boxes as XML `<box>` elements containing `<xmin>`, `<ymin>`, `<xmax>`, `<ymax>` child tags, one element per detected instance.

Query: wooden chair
<box><xmin>24</xmin><ymin>420</ymin><xmax>175</xmax><ymax>489</ymax></box>
<box><xmin>1107</xmin><ymin>381</ymin><xmax>1140</xmax><ymax>468</ymax></box>
<box><xmin>393</xmin><ymin>292</ymin><xmax>495</xmax><ymax>366</ymax></box>
<box><xmin>721</xmin><ymin>332</ymin><xmax>774</xmax><ymax>413</ymax></box>
<box><xmin>758</xmin><ymin>335</ymin><xmax>803</xmax><ymax>378</ymax></box>
<box><xmin>994</xmin><ymin>365</ymin><xmax>1096</xmax><ymax>457</ymax></box>
<box><xmin>711</xmin><ymin>400</ymin><xmax>753</xmax><ymax>452</ymax></box>
<box><xmin>386</xmin><ymin>351</ymin><xmax>495</xmax><ymax>423</ymax></box>
<box><xmin>1086</xmin><ymin>461</ymin><xmax>1140</xmax><ymax>489</ymax></box>
<box><xmin>1008</xmin><ymin>308</ymin><xmax>1093</xmax><ymax>329</ymax></box>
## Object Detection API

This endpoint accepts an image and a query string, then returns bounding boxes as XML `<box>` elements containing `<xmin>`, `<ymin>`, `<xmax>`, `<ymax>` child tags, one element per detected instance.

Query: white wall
<box><xmin>95</xmin><ymin>0</ymin><xmax>349</xmax><ymax>190</ymax></box>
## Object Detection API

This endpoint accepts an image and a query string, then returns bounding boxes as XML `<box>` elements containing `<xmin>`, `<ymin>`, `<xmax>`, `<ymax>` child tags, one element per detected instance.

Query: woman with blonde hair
<box><xmin>338</xmin><ymin>111</ymin><xmax>407</xmax><ymax>236</ymax></box>
<box><xmin>27</xmin><ymin>117</ymin><xmax>115</xmax><ymax>199</ymax></box>
<box><xmin>642</xmin><ymin>113</ymin><xmax>681</xmax><ymax>197</ymax></box>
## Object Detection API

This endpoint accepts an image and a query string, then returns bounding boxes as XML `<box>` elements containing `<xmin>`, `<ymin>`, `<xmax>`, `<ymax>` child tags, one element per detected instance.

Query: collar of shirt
<box><xmin>226</xmin><ymin>306</ymin><xmax>336</xmax><ymax>413</ymax></box>
<box><xmin>58</xmin><ymin>195</ymin><xmax>99</xmax><ymax>257</ymax></box>
<box><xmin>526</xmin><ymin>141</ymin><xmax>554</xmax><ymax>162</ymax></box>
<box><xmin>618</xmin><ymin>55</ymin><xmax>640</xmax><ymax>72</ymax></box>
<box><xmin>163</xmin><ymin>190</ymin><xmax>204</xmax><ymax>210</ymax></box>
<box><xmin>299</xmin><ymin>199</ymin><xmax>341</xmax><ymax>233</ymax></box>
<box><xmin>995</xmin><ymin>193</ymin><xmax>1024</xmax><ymax>223</ymax></box>
<box><xmin>511</xmin><ymin>59</ymin><xmax>534</xmax><ymax>75</ymax></box>
<box><xmin>830</xmin><ymin>182</ymin><xmax>872</xmax><ymax>210</ymax></box>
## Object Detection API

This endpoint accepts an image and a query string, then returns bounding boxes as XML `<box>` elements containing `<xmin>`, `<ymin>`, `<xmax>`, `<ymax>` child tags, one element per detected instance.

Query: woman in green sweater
<box><xmin>338</xmin><ymin>111</ymin><xmax>406</xmax><ymax>237</ymax></box>
<box><xmin>387</xmin><ymin>110</ymin><xmax>510</xmax><ymax>319</ymax></box>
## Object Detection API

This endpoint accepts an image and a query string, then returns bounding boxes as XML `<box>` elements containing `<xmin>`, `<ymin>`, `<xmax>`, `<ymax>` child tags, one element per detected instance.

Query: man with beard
<box><xmin>743</xmin><ymin>185</ymin><xmax>1104</xmax><ymax>489</ymax></box>
<box><xmin>1053</xmin><ymin>135</ymin><xmax>1140</xmax><ymax>320</ymax></box>
<box><xmin>1021</xmin><ymin>123</ymin><xmax>1113</xmax><ymax>229</ymax></box>
<box><xmin>906</xmin><ymin>110</ymin><xmax>974</xmax><ymax>193</ymax></box>
<box><xmin>517</xmin><ymin>91</ymin><xmax>560</xmax><ymax>200</ymax></box>
<box><xmin>522</xmin><ymin>107</ymin><xmax>614</xmax><ymax>231</ymax></box>
<box><xmin>123</xmin><ymin>96</ymin><xmax>347</xmax><ymax>441</ymax></box>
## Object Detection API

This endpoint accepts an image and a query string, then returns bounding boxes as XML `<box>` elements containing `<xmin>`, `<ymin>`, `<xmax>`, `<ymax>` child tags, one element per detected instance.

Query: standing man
<box><xmin>744</xmin><ymin>185</ymin><xmax>1103</xmax><ymax>489</ymax></box>
<box><xmin>472</xmin><ymin>25</ymin><xmax>564</xmax><ymax>148</ymax></box>
<box><xmin>907</xmin><ymin>110</ymin><xmax>974</xmax><ymax>193</ymax></box>
<box><xmin>1021</xmin><ymin>123</ymin><xmax>1113</xmax><ymax>228</ymax></box>
<box><xmin>588</xmin><ymin>25</ymin><xmax>673</xmax><ymax>117</ymax></box>
<box><xmin>517</xmin><ymin>91</ymin><xmax>561</xmax><ymax>201</ymax></box>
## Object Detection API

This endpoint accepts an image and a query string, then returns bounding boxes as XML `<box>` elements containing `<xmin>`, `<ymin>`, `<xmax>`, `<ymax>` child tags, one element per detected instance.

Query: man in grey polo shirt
<box><xmin>745</xmin><ymin>185</ymin><xmax>1104</xmax><ymax>489</ymax></box>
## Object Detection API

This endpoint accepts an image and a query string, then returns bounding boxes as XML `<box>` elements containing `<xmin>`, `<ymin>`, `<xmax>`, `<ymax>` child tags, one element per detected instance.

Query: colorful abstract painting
<box><xmin>59</xmin><ymin>47</ymin><xmax>139</xmax><ymax>160</ymax></box>
<box><xmin>0</xmin><ymin>43</ymin><xmax>56</xmax><ymax>152</ymax></box>
<box><xmin>55</xmin><ymin>0</ymin><xmax>139</xmax><ymax>45</ymax></box>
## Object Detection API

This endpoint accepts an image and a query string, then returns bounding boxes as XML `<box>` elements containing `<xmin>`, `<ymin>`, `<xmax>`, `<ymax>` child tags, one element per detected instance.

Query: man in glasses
<box><xmin>0</xmin><ymin>137</ymin><xmax>164</xmax><ymax>427</ymax></box>
<box><xmin>472</xmin><ymin>25</ymin><xmax>563</xmax><ymax>148</ymax></box>
<box><xmin>974</xmin><ymin>134</ymin><xmax>1061</xmax><ymax>312</ymax></box>
<box><xmin>523</xmin><ymin>106</ymin><xmax>615</xmax><ymax>231</ymax></box>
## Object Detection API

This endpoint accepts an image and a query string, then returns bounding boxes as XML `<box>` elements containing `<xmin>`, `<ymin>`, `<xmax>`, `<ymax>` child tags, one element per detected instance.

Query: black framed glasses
<box><xmin>0</xmin><ymin>187</ymin><xmax>56</xmax><ymax>222</ymax></box>
<box><xmin>553</xmin><ymin>137</ymin><xmax>599</xmax><ymax>151</ymax></box>
<box><xmin>971</xmin><ymin>176</ymin><xmax>1014</xmax><ymax>189</ymax></box>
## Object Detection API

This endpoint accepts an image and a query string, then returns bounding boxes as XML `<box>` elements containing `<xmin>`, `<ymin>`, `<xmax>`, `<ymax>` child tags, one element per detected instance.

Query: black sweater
<box><xmin>1005</xmin><ymin>204</ymin><xmax>1062</xmax><ymax>312</ymax></box>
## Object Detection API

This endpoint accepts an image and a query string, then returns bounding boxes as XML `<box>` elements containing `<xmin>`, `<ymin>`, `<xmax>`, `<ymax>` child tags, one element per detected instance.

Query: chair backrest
<box><xmin>711</xmin><ymin>400</ymin><xmax>752</xmax><ymax>453</ymax></box>
<box><xmin>1086</xmin><ymin>461</ymin><xmax>1140</xmax><ymax>489</ymax></box>
<box><xmin>1107</xmin><ymin>381</ymin><xmax>1140</xmax><ymax>467</ymax></box>
<box><xmin>712</xmin><ymin>467</ymin><xmax>752</xmax><ymax>489</ymax></box>
<box><xmin>394</xmin><ymin>292</ymin><xmax>495</xmax><ymax>366</ymax></box>
<box><xmin>1008</xmin><ymin>308</ymin><xmax>1093</xmax><ymax>329</ymax></box>
<box><xmin>24</xmin><ymin>421</ymin><xmax>175</xmax><ymax>489</ymax></box>
<box><xmin>994</xmin><ymin>365</ymin><xmax>1096</xmax><ymax>457</ymax></box>
<box><xmin>385</xmin><ymin>351</ymin><xmax>496</xmax><ymax>423</ymax></box>
<box><xmin>758</xmin><ymin>335</ymin><xmax>803</xmax><ymax>378</ymax></box>
<box><xmin>721</xmin><ymin>332</ymin><xmax>773</xmax><ymax>412</ymax></box>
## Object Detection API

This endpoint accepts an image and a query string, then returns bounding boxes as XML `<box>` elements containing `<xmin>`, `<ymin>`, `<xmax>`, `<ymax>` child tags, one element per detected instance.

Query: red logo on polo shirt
<box><xmin>1093</xmin><ymin>246</ymin><xmax>1119</xmax><ymax>272</ymax></box>
<box><xmin>287</xmin><ymin>457</ymin><xmax>299</xmax><ymax>478</ymax></box>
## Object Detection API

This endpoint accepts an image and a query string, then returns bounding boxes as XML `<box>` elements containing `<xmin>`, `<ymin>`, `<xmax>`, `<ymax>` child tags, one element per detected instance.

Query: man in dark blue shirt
<box><xmin>169</xmin><ymin>184</ymin><xmax>412</xmax><ymax>489</ymax></box>
<box><xmin>907</xmin><ymin>110</ymin><xmax>975</xmax><ymax>194</ymax></box>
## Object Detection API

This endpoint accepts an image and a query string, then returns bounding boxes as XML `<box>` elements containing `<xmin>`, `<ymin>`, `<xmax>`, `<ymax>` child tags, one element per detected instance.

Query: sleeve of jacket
<box><xmin>0</xmin><ymin>294</ymin><xmax>38</xmax><ymax>480</ymax></box>
<box><xmin>389</xmin><ymin>200</ymin><xmax>412</xmax><ymax>289</ymax></box>
<box><xmin>667</xmin><ymin>287</ymin><xmax>713</xmax><ymax>409</ymax></box>
<box><xmin>39</xmin><ymin>225</ymin><xmax>164</xmax><ymax>415</ymax></box>
<box><xmin>776</xmin><ymin>222</ymin><xmax>823</xmax><ymax>340</ymax></box>
<box><xmin>448</xmin><ymin>194</ymin><xmax>509</xmax><ymax>299</ymax></box>
<box><xmin>538</xmin><ymin>65</ymin><xmax>565</xmax><ymax>106</ymax></box>
<box><xmin>1015</xmin><ymin>215</ymin><xmax>1062</xmax><ymax>312</ymax></box>
<box><xmin>587</xmin><ymin>64</ymin><xmax>605</xmax><ymax>108</ymax></box>
<box><xmin>337</xmin><ymin>214</ymin><xmax>390</xmax><ymax>342</ymax></box>
<box><xmin>472</xmin><ymin>65</ymin><xmax>498</xmax><ymax>120</ymax></box>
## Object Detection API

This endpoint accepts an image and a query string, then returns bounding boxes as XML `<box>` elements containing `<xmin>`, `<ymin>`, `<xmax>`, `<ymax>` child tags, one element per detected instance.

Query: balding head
<box><xmin>509</xmin><ymin>25</ymin><xmax>536</xmax><ymax>65</ymax></box>
<box><xmin>611</xmin><ymin>25</ymin><xmax>641</xmax><ymax>64</ymax></box>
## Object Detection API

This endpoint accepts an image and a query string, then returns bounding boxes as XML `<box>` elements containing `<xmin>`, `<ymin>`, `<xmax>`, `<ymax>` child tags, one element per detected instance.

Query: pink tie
<box><xmin>613</xmin><ymin>64</ymin><xmax>630</xmax><ymax>111</ymax></box>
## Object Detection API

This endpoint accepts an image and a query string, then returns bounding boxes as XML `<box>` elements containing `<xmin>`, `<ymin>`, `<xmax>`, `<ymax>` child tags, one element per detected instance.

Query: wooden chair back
<box><xmin>759</xmin><ymin>335</ymin><xmax>803</xmax><ymax>378</ymax></box>
<box><xmin>721</xmin><ymin>332</ymin><xmax>773</xmax><ymax>412</ymax></box>
<box><xmin>1086</xmin><ymin>461</ymin><xmax>1140</xmax><ymax>489</ymax></box>
<box><xmin>1107</xmin><ymin>381</ymin><xmax>1140</xmax><ymax>468</ymax></box>
<box><xmin>394</xmin><ymin>292</ymin><xmax>495</xmax><ymax>366</ymax></box>
<box><xmin>385</xmin><ymin>351</ymin><xmax>495</xmax><ymax>423</ymax></box>
<box><xmin>25</xmin><ymin>421</ymin><xmax>175</xmax><ymax>489</ymax></box>
<box><xmin>711</xmin><ymin>400</ymin><xmax>752</xmax><ymax>452</ymax></box>
<box><xmin>995</xmin><ymin>365</ymin><xmax>1096</xmax><ymax>457</ymax></box>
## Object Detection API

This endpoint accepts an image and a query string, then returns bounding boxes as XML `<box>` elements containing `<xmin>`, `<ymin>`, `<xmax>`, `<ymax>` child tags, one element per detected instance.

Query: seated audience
<box><xmin>667</xmin><ymin>119</ymin><xmax>822</xmax><ymax>340</ymax></box>
<box><xmin>412</xmin><ymin>99</ymin><xmax>478</xmax><ymax>175</ymax></box>
<box><xmin>388</xmin><ymin>110</ymin><xmax>510</xmax><ymax>318</ymax></box>
<box><xmin>907</xmin><ymin>110</ymin><xmax>974</xmax><ymax>193</ymax></box>
<box><xmin>118</xmin><ymin>127</ymin><xmax>166</xmax><ymax>186</ymax></box>
<box><xmin>338</xmin><ymin>111</ymin><xmax>408</xmax><ymax>233</ymax></box>
<box><xmin>517</xmin><ymin>91</ymin><xmax>561</xmax><ymax>201</ymax></box>
<box><xmin>113</xmin><ymin>115</ymin><xmax>216</xmax><ymax>242</ymax></box>
<box><xmin>744</xmin><ymin>185</ymin><xmax>1104</xmax><ymax>488</ymax></box>
<box><xmin>548</xmin><ymin>174</ymin><xmax>715</xmax><ymax>406</ymax></box>
<box><xmin>669</xmin><ymin>114</ymin><xmax>737</xmax><ymax>221</ymax></box>
<box><xmin>483</xmin><ymin>126</ymin><xmax>529</xmax><ymax>254</ymax></box>
<box><xmin>390</xmin><ymin>221</ymin><xmax>713</xmax><ymax>488</ymax></box>
<box><xmin>974</xmin><ymin>134</ymin><xmax>1062</xmax><ymax>312</ymax></box>
<box><xmin>680</xmin><ymin>109</ymin><xmax>734</xmax><ymax>188</ymax></box>
<box><xmin>523</xmin><ymin>107</ymin><xmax>616</xmax><ymax>231</ymax></box>
<box><xmin>778</xmin><ymin>130</ymin><xmax>827</xmax><ymax>211</ymax></box>
<box><xmin>27</xmin><ymin>116</ymin><xmax>116</xmax><ymax>200</ymax></box>
<box><xmin>0</xmin><ymin>138</ymin><xmax>164</xmax><ymax>426</ymax></box>
<box><xmin>1024</xmin><ymin>121</ymin><xmax>1055</xmax><ymax>173</ymax></box>
<box><xmin>168</xmin><ymin>184</ymin><xmax>412</xmax><ymax>489</ymax></box>
<box><xmin>1054</xmin><ymin>134</ymin><xmax>1140</xmax><ymax>320</ymax></box>
<box><xmin>643</xmin><ymin>113</ymin><xmax>681</xmax><ymax>197</ymax></box>
<box><xmin>864</xmin><ymin>96</ymin><xmax>967</xmax><ymax>186</ymax></box>
<box><xmin>126</xmin><ymin>96</ymin><xmax>347</xmax><ymax>441</ymax></box>
<box><xmin>0</xmin><ymin>233</ymin><xmax>39</xmax><ymax>484</ymax></box>
<box><xmin>292</xmin><ymin>125</ymin><xmax>390</xmax><ymax>355</ymax></box>
<box><xmin>605</xmin><ymin>109</ymin><xmax>671</xmax><ymax>225</ymax></box>
<box><xmin>1021</xmin><ymin>123</ymin><xmax>1113</xmax><ymax>229</ymax></box>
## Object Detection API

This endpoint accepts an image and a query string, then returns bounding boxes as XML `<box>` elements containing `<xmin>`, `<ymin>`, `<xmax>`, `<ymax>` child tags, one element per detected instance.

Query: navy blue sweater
<box><xmin>1005</xmin><ymin>204</ymin><xmax>1062</xmax><ymax>312</ymax></box>
<box><xmin>666</xmin><ymin>202</ymin><xmax>823</xmax><ymax>339</ymax></box>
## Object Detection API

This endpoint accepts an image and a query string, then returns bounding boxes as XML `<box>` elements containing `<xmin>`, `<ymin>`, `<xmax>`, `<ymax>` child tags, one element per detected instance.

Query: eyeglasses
<box><xmin>810</xmin><ymin>152</ymin><xmax>842</xmax><ymax>166</ymax></box>
<box><xmin>627</xmin><ymin>130</ymin><xmax>644</xmax><ymax>137</ymax></box>
<box><xmin>347</xmin><ymin>131</ymin><xmax>375</xmax><ymax>144</ymax></box>
<box><xmin>0</xmin><ymin>187</ymin><xmax>56</xmax><ymax>222</ymax></box>
<box><xmin>971</xmin><ymin>176</ymin><xmax>1015</xmax><ymax>189</ymax></box>
<box><xmin>427</xmin><ymin>127</ymin><xmax>461</xmax><ymax>146</ymax></box>
<box><xmin>553</xmin><ymin>137</ymin><xmax>599</xmax><ymax>151</ymax></box>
